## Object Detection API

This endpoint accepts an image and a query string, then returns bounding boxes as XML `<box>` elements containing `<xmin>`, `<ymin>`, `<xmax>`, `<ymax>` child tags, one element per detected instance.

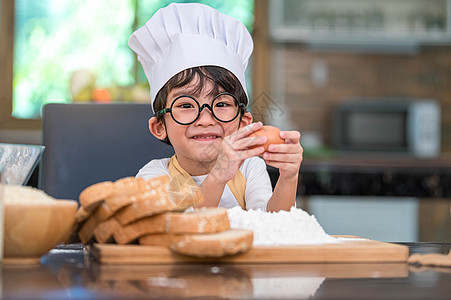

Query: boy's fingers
<box><xmin>267</xmin><ymin>143</ymin><xmax>302</xmax><ymax>153</ymax></box>
<box><xmin>263</xmin><ymin>152</ymin><xmax>301</xmax><ymax>163</ymax></box>
<box><xmin>280</xmin><ymin>131</ymin><xmax>301</xmax><ymax>143</ymax></box>
<box><xmin>230</xmin><ymin>122</ymin><xmax>263</xmax><ymax>141</ymax></box>
<box><xmin>233</xmin><ymin>135</ymin><xmax>267</xmax><ymax>150</ymax></box>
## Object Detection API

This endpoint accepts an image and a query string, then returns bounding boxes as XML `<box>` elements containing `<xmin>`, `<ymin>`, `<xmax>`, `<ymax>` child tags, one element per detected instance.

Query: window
<box><xmin>12</xmin><ymin>0</ymin><xmax>254</xmax><ymax>119</ymax></box>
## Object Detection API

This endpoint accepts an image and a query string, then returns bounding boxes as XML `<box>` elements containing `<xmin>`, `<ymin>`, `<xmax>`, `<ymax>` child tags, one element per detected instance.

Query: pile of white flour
<box><xmin>227</xmin><ymin>206</ymin><xmax>339</xmax><ymax>246</ymax></box>
<box><xmin>4</xmin><ymin>185</ymin><xmax>56</xmax><ymax>204</ymax></box>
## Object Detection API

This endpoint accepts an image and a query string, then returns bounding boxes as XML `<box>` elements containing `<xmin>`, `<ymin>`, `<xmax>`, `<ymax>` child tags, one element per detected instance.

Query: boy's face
<box><xmin>150</xmin><ymin>78</ymin><xmax>252</xmax><ymax>168</ymax></box>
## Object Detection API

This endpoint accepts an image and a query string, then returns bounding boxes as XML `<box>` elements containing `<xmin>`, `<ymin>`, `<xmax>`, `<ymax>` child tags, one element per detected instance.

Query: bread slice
<box><xmin>79</xmin><ymin>181</ymin><xmax>114</xmax><ymax>212</ymax></box>
<box><xmin>170</xmin><ymin>229</ymin><xmax>253</xmax><ymax>257</ymax></box>
<box><xmin>114</xmin><ymin>176</ymin><xmax>146</xmax><ymax>195</ymax></box>
<box><xmin>113</xmin><ymin>175</ymin><xmax>202</xmax><ymax>225</ymax></box>
<box><xmin>103</xmin><ymin>177</ymin><xmax>145</xmax><ymax>212</ymax></box>
<box><xmin>78</xmin><ymin>214</ymin><xmax>99</xmax><ymax>245</ymax></box>
<box><xmin>114</xmin><ymin>191</ymin><xmax>179</xmax><ymax>225</ymax></box>
<box><xmin>113</xmin><ymin>213</ymin><xmax>168</xmax><ymax>245</ymax></box>
<box><xmin>93</xmin><ymin>201</ymin><xmax>115</xmax><ymax>222</ymax></box>
<box><xmin>138</xmin><ymin>233</ymin><xmax>175</xmax><ymax>247</ymax></box>
<box><xmin>93</xmin><ymin>217</ymin><xmax>121</xmax><ymax>244</ymax></box>
<box><xmin>166</xmin><ymin>207</ymin><xmax>230</xmax><ymax>234</ymax></box>
<box><xmin>74</xmin><ymin>206</ymin><xmax>90</xmax><ymax>223</ymax></box>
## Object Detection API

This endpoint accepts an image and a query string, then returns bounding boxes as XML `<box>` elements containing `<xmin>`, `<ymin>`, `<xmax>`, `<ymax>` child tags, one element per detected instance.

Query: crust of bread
<box><xmin>103</xmin><ymin>177</ymin><xmax>143</xmax><ymax>212</ymax></box>
<box><xmin>114</xmin><ymin>176</ymin><xmax>145</xmax><ymax>193</ymax></box>
<box><xmin>93</xmin><ymin>202</ymin><xmax>115</xmax><ymax>222</ymax></box>
<box><xmin>170</xmin><ymin>229</ymin><xmax>253</xmax><ymax>257</ymax></box>
<box><xmin>113</xmin><ymin>213</ymin><xmax>168</xmax><ymax>245</ymax></box>
<box><xmin>78</xmin><ymin>215</ymin><xmax>99</xmax><ymax>245</ymax></box>
<box><xmin>74</xmin><ymin>206</ymin><xmax>90</xmax><ymax>223</ymax></box>
<box><xmin>79</xmin><ymin>181</ymin><xmax>114</xmax><ymax>211</ymax></box>
<box><xmin>93</xmin><ymin>217</ymin><xmax>121</xmax><ymax>244</ymax></box>
<box><xmin>166</xmin><ymin>208</ymin><xmax>230</xmax><ymax>234</ymax></box>
<box><xmin>112</xmin><ymin>175</ymin><xmax>197</xmax><ymax>225</ymax></box>
<box><xmin>114</xmin><ymin>191</ymin><xmax>179</xmax><ymax>225</ymax></box>
<box><xmin>138</xmin><ymin>233</ymin><xmax>175</xmax><ymax>247</ymax></box>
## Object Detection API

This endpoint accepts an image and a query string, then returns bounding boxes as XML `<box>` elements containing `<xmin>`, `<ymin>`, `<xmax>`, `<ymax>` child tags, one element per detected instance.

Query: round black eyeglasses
<box><xmin>155</xmin><ymin>93</ymin><xmax>246</xmax><ymax>125</ymax></box>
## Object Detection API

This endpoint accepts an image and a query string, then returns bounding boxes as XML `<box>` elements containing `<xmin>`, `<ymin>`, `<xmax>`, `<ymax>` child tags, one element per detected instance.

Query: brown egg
<box><xmin>249</xmin><ymin>125</ymin><xmax>284</xmax><ymax>152</ymax></box>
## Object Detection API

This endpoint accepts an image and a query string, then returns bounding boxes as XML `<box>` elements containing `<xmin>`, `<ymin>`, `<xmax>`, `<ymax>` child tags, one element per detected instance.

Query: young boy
<box><xmin>129</xmin><ymin>3</ymin><xmax>302</xmax><ymax>212</ymax></box>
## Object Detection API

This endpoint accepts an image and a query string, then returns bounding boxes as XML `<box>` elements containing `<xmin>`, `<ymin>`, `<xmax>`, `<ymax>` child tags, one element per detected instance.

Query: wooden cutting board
<box><xmin>90</xmin><ymin>236</ymin><xmax>409</xmax><ymax>265</ymax></box>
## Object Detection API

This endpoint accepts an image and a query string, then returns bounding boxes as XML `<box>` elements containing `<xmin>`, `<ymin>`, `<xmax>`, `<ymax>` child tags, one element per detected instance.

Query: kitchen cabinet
<box><xmin>270</xmin><ymin>0</ymin><xmax>451</xmax><ymax>50</ymax></box>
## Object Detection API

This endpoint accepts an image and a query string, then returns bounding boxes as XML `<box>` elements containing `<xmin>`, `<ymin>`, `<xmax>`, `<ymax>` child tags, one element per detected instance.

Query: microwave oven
<box><xmin>332</xmin><ymin>99</ymin><xmax>441</xmax><ymax>157</ymax></box>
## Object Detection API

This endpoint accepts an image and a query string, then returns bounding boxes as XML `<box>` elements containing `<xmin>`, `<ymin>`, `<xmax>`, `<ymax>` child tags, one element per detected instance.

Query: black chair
<box><xmin>39</xmin><ymin>103</ymin><xmax>174</xmax><ymax>201</ymax></box>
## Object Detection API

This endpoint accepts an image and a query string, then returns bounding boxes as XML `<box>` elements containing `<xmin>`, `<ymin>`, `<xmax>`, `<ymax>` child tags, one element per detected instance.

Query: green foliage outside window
<box><xmin>13</xmin><ymin>0</ymin><xmax>254</xmax><ymax>119</ymax></box>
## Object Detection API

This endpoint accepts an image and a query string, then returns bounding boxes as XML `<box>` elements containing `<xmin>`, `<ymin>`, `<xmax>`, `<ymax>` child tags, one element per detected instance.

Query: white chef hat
<box><xmin>129</xmin><ymin>3</ymin><xmax>253</xmax><ymax>112</ymax></box>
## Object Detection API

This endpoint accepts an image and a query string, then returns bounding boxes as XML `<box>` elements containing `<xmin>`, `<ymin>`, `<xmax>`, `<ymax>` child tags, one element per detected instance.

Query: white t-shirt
<box><xmin>136</xmin><ymin>156</ymin><xmax>273</xmax><ymax>211</ymax></box>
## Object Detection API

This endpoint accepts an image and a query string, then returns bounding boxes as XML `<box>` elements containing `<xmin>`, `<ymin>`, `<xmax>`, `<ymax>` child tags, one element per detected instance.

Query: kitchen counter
<box><xmin>2</xmin><ymin>242</ymin><xmax>450</xmax><ymax>299</ymax></box>
<box><xmin>268</xmin><ymin>154</ymin><xmax>451</xmax><ymax>197</ymax></box>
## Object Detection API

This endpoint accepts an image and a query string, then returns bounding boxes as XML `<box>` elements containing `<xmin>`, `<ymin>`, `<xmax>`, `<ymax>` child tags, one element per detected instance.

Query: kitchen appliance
<box><xmin>332</xmin><ymin>99</ymin><xmax>441</xmax><ymax>157</ymax></box>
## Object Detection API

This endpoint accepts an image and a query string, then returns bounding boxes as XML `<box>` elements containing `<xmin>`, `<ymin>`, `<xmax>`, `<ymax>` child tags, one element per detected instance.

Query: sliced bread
<box><xmin>169</xmin><ymin>229</ymin><xmax>253</xmax><ymax>257</ymax></box>
<box><xmin>166</xmin><ymin>207</ymin><xmax>230</xmax><ymax>234</ymax></box>
<box><xmin>93</xmin><ymin>201</ymin><xmax>115</xmax><ymax>222</ymax></box>
<box><xmin>138</xmin><ymin>233</ymin><xmax>175</xmax><ymax>247</ymax></box>
<box><xmin>78</xmin><ymin>214</ymin><xmax>99</xmax><ymax>245</ymax></box>
<box><xmin>93</xmin><ymin>217</ymin><xmax>121</xmax><ymax>244</ymax></box>
<box><xmin>74</xmin><ymin>206</ymin><xmax>90</xmax><ymax>223</ymax></box>
<box><xmin>79</xmin><ymin>181</ymin><xmax>114</xmax><ymax>212</ymax></box>
<box><xmin>113</xmin><ymin>213</ymin><xmax>168</xmax><ymax>245</ymax></box>
<box><xmin>103</xmin><ymin>177</ymin><xmax>145</xmax><ymax>212</ymax></box>
<box><xmin>114</xmin><ymin>190</ymin><xmax>179</xmax><ymax>225</ymax></box>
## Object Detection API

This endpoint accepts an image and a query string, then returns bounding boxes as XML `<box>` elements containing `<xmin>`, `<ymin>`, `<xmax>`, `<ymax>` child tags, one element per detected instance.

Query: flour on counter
<box><xmin>227</xmin><ymin>206</ymin><xmax>339</xmax><ymax>246</ymax></box>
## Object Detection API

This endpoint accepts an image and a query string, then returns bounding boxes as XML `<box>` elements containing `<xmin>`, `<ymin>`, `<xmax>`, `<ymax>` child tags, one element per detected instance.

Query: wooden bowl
<box><xmin>3</xmin><ymin>199</ymin><xmax>78</xmax><ymax>264</ymax></box>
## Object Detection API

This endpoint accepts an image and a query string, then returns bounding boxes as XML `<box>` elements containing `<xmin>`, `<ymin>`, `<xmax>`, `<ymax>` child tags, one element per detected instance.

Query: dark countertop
<box><xmin>2</xmin><ymin>243</ymin><xmax>450</xmax><ymax>300</ymax></box>
<box><xmin>268</xmin><ymin>154</ymin><xmax>451</xmax><ymax>197</ymax></box>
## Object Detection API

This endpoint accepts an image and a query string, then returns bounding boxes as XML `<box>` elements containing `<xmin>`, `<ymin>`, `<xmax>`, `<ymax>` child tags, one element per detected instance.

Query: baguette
<box><xmin>166</xmin><ymin>207</ymin><xmax>230</xmax><ymax>234</ymax></box>
<box><xmin>170</xmin><ymin>229</ymin><xmax>253</xmax><ymax>257</ymax></box>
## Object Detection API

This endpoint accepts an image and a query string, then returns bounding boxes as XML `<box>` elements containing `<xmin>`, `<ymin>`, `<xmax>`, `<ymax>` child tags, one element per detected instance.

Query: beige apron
<box><xmin>167</xmin><ymin>155</ymin><xmax>246</xmax><ymax>210</ymax></box>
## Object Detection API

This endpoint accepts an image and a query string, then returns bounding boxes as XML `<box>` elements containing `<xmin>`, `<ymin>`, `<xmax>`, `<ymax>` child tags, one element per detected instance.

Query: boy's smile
<box><xmin>191</xmin><ymin>134</ymin><xmax>221</xmax><ymax>142</ymax></box>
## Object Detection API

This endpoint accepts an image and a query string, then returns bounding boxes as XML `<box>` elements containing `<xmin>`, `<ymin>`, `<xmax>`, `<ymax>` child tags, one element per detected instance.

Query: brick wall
<box><xmin>270</xmin><ymin>45</ymin><xmax>451</xmax><ymax>153</ymax></box>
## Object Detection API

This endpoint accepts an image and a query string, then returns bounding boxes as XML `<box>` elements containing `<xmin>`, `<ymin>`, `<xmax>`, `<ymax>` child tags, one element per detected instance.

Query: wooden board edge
<box><xmin>91</xmin><ymin>239</ymin><xmax>409</xmax><ymax>265</ymax></box>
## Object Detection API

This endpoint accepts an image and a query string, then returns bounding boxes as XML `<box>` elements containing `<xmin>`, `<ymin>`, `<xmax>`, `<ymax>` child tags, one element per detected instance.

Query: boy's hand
<box><xmin>210</xmin><ymin>122</ymin><xmax>267</xmax><ymax>183</ymax></box>
<box><xmin>262</xmin><ymin>130</ymin><xmax>303</xmax><ymax>180</ymax></box>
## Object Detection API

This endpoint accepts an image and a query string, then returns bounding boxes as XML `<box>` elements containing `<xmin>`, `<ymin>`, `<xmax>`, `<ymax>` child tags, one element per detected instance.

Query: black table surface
<box><xmin>2</xmin><ymin>242</ymin><xmax>450</xmax><ymax>300</ymax></box>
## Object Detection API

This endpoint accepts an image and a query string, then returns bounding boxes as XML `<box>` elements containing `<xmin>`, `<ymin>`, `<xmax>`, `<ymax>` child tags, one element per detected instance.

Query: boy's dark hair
<box><xmin>153</xmin><ymin>66</ymin><xmax>248</xmax><ymax>145</ymax></box>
